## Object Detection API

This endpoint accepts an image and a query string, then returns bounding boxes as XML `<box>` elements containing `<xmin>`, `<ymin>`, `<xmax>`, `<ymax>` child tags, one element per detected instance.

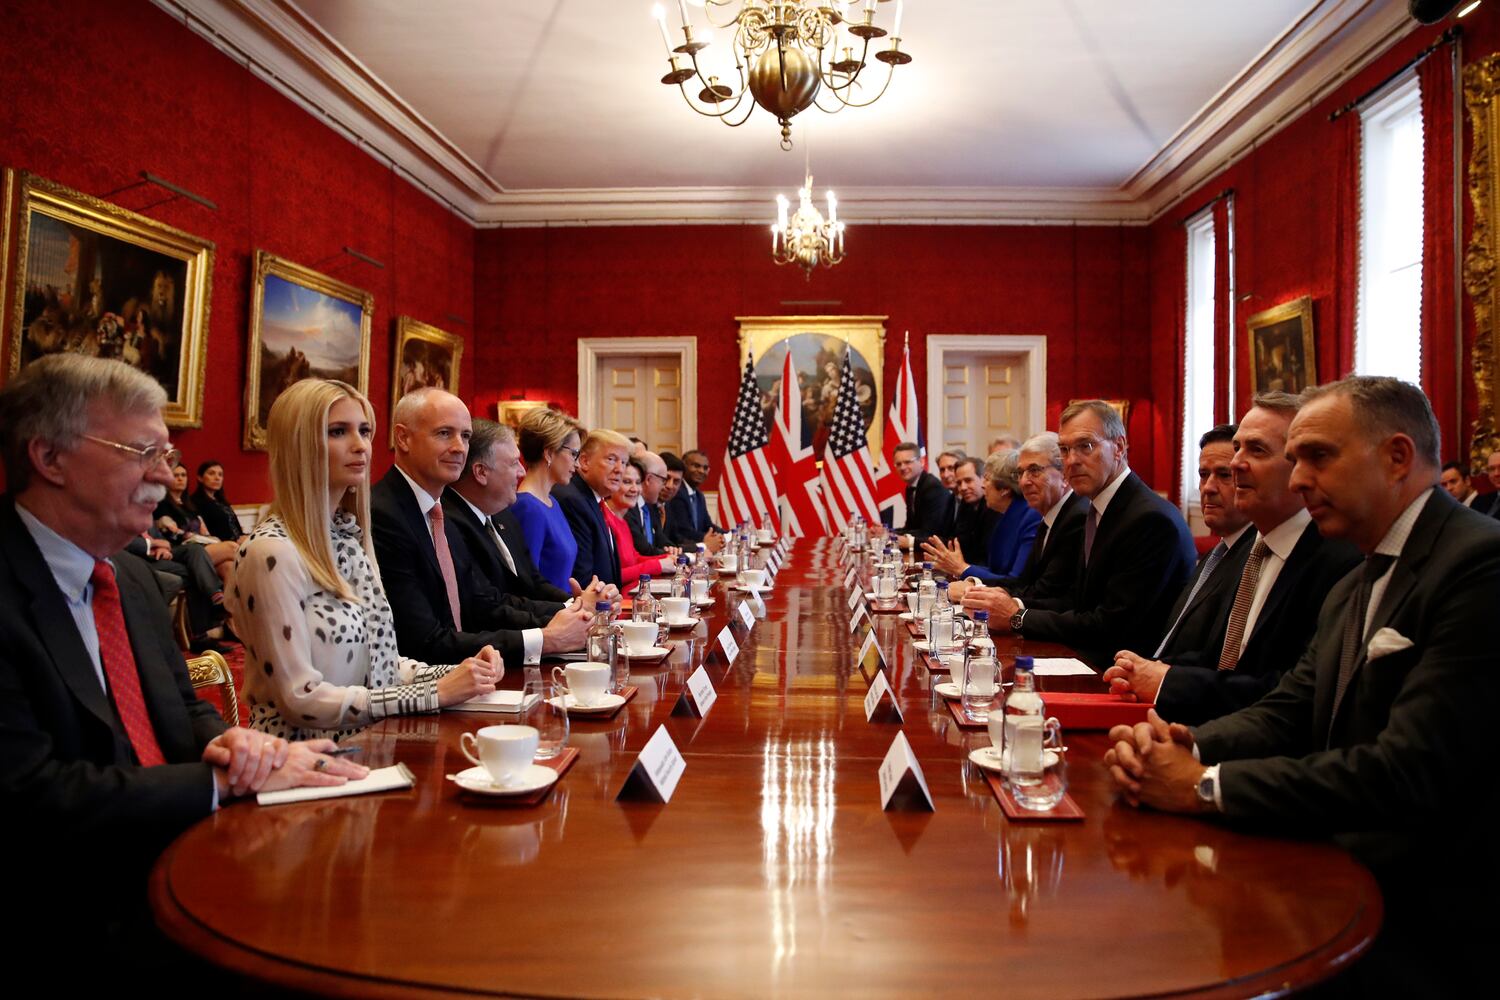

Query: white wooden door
<box><xmin>597</xmin><ymin>353</ymin><xmax>684</xmax><ymax>454</ymax></box>
<box><xmin>937</xmin><ymin>351</ymin><xmax>1030</xmax><ymax>458</ymax></box>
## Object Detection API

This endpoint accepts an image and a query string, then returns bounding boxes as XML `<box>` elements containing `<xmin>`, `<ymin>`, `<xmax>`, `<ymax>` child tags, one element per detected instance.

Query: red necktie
<box><xmin>428</xmin><ymin>504</ymin><xmax>465</xmax><ymax>631</ymax></box>
<box><xmin>599</xmin><ymin>501</ymin><xmax>617</xmax><ymax>553</ymax></box>
<box><xmin>90</xmin><ymin>561</ymin><xmax>166</xmax><ymax>766</ymax></box>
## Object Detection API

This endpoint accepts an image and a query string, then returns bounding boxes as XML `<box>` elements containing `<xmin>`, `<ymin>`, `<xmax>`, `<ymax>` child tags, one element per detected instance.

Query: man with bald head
<box><xmin>372</xmin><ymin>388</ymin><xmax>567</xmax><ymax>668</ymax></box>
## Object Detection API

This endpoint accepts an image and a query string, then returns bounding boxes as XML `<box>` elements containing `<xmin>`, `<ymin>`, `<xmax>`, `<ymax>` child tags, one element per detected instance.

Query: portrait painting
<box><xmin>391</xmin><ymin>316</ymin><xmax>463</xmax><ymax>444</ymax></box>
<box><xmin>244</xmin><ymin>250</ymin><xmax>371</xmax><ymax>450</ymax></box>
<box><xmin>737</xmin><ymin>315</ymin><xmax>886</xmax><ymax>458</ymax></box>
<box><xmin>1246</xmin><ymin>296</ymin><xmax>1316</xmax><ymax>395</ymax></box>
<box><xmin>5</xmin><ymin>172</ymin><xmax>214</xmax><ymax>426</ymax></box>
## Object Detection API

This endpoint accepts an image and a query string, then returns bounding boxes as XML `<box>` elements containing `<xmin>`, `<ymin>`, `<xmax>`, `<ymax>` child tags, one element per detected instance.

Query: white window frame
<box><xmin>1182</xmin><ymin>210</ymin><xmax>1217</xmax><ymax>511</ymax></box>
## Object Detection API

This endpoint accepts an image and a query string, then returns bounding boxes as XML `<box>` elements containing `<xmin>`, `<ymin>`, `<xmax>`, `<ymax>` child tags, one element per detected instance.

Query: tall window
<box><xmin>1183</xmin><ymin>211</ymin><xmax>1216</xmax><ymax>507</ymax></box>
<box><xmin>1357</xmin><ymin>74</ymin><xmax>1423</xmax><ymax>383</ymax></box>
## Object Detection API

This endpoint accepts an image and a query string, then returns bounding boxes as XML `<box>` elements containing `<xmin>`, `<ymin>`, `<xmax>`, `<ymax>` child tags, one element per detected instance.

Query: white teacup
<box><xmin>460</xmin><ymin>724</ymin><xmax>539</xmax><ymax>787</ymax></box>
<box><xmin>719</xmin><ymin>554</ymin><xmax>739</xmax><ymax>574</ymax></box>
<box><xmin>986</xmin><ymin>709</ymin><xmax>1005</xmax><ymax>750</ymax></box>
<box><xmin>906</xmin><ymin>591</ymin><xmax>920</xmax><ymax>614</ymax></box>
<box><xmin>551</xmin><ymin>662</ymin><xmax>611</xmax><ymax>707</ymax></box>
<box><xmin>620</xmin><ymin>620</ymin><xmax>659</xmax><ymax>655</ymax></box>
<box><xmin>737</xmin><ymin>568</ymin><xmax>766</xmax><ymax>590</ymax></box>
<box><xmin>690</xmin><ymin>578</ymin><xmax>710</xmax><ymax>602</ymax></box>
<box><xmin>756</xmin><ymin>528</ymin><xmax>774</xmax><ymax>544</ymax></box>
<box><xmin>660</xmin><ymin>596</ymin><xmax>692</xmax><ymax>623</ymax></box>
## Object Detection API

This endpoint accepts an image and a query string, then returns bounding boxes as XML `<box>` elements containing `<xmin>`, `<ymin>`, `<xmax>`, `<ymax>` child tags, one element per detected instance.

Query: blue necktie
<box><xmin>1154</xmin><ymin>540</ymin><xmax>1228</xmax><ymax>657</ymax></box>
<box><xmin>643</xmin><ymin>505</ymin><xmax>655</xmax><ymax>545</ymax></box>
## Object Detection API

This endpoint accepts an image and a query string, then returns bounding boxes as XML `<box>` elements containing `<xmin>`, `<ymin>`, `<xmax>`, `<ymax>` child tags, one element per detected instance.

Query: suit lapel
<box><xmin>385</xmin><ymin>469</ymin><xmax>443</xmax><ymax>580</ymax></box>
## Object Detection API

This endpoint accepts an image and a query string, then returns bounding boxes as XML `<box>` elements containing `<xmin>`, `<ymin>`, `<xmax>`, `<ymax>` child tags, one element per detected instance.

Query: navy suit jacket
<box><xmin>666</xmin><ymin>483</ymin><xmax>719</xmax><ymax>543</ymax></box>
<box><xmin>1154</xmin><ymin>527</ymin><xmax>1257</xmax><ymax>663</ymax></box>
<box><xmin>625</xmin><ymin>503</ymin><xmax>671</xmax><ymax>557</ymax></box>
<box><xmin>552</xmin><ymin>477</ymin><xmax>622</xmax><ymax>589</ymax></box>
<box><xmin>898</xmin><ymin>471</ymin><xmax>951</xmax><ymax>544</ymax></box>
<box><xmin>1017</xmin><ymin>471</ymin><xmax>1196</xmax><ymax>666</ymax></box>
<box><xmin>490</xmin><ymin>508</ymin><xmax>571</xmax><ymax>605</ymax></box>
<box><xmin>1002</xmin><ymin>492</ymin><xmax>1088</xmax><ymax>605</ymax></box>
<box><xmin>441</xmin><ymin>489</ymin><xmax>563</xmax><ymax>623</ymax></box>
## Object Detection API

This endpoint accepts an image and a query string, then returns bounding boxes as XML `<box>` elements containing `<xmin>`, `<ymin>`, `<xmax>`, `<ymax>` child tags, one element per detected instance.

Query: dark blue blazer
<box><xmin>666</xmin><ymin>484</ymin><xmax>719</xmax><ymax>543</ymax></box>
<box><xmin>551</xmin><ymin>477</ymin><xmax>622</xmax><ymax>589</ymax></box>
<box><xmin>961</xmin><ymin>498</ymin><xmax>1042</xmax><ymax>584</ymax></box>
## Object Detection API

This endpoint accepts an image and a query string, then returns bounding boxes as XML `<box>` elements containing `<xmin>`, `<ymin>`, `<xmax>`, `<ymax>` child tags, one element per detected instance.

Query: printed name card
<box><xmin>878</xmin><ymin>731</ymin><xmax>934</xmax><ymax>812</ymax></box>
<box><xmin>863</xmin><ymin>669</ymin><xmax>903</xmax><ymax>723</ymax></box>
<box><xmin>844</xmin><ymin>566</ymin><xmax>857</xmax><ymax>589</ymax></box>
<box><xmin>857</xmin><ymin>627</ymin><xmax>886</xmax><ymax>674</ymax></box>
<box><xmin>672</xmin><ymin>665</ymin><xmax>718</xmax><ymax>718</ymax></box>
<box><xmin>716</xmin><ymin>625</ymin><xmax>739</xmax><ymax>664</ymax></box>
<box><xmin>846</xmin><ymin>585</ymin><xmax>862</xmax><ymax>611</ymax></box>
<box><xmin>849</xmin><ymin>599</ymin><xmax>869</xmax><ymax>633</ymax></box>
<box><xmin>616</xmin><ymin>725</ymin><xmax>686</xmax><ymax>804</ymax></box>
<box><xmin>737</xmin><ymin>600</ymin><xmax>756</xmax><ymax>629</ymax></box>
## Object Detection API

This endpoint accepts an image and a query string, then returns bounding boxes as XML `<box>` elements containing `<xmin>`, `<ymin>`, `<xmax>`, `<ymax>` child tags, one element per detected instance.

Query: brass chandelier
<box><xmin>771</xmin><ymin>175</ymin><xmax>845</xmax><ymax>278</ymax></box>
<box><xmin>651</xmin><ymin>1</ymin><xmax>912</xmax><ymax>150</ymax></box>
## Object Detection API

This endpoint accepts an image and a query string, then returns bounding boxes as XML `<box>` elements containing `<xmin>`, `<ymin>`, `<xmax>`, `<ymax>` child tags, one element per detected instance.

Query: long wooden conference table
<box><xmin>151</xmin><ymin>540</ymin><xmax>1380</xmax><ymax>997</ymax></box>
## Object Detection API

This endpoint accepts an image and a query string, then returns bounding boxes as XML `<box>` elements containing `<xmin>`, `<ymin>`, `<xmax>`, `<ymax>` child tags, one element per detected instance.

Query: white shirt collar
<box><xmin>1220</xmin><ymin>522</ymin><xmax>1254</xmax><ymax>551</ymax></box>
<box><xmin>394</xmin><ymin>463</ymin><xmax>441</xmax><ymax>516</ymax></box>
<box><xmin>14</xmin><ymin>500</ymin><xmax>97</xmax><ymax>602</ymax></box>
<box><xmin>1090</xmin><ymin>467</ymin><xmax>1130</xmax><ymax>517</ymax></box>
<box><xmin>1042</xmin><ymin>489</ymin><xmax>1074</xmax><ymax>528</ymax></box>
<box><xmin>454</xmin><ymin>490</ymin><xmax>489</xmax><ymax>525</ymax></box>
<box><xmin>1374</xmin><ymin>488</ymin><xmax>1435</xmax><ymax>559</ymax></box>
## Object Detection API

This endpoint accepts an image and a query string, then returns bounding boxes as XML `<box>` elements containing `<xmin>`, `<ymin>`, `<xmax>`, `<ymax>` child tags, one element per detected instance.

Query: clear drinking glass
<box><xmin>524</xmin><ymin>678</ymin><xmax>569</xmax><ymax>760</ymax></box>
<box><xmin>961</xmin><ymin>651</ymin><xmax>999</xmax><ymax>723</ymax></box>
<box><xmin>1006</xmin><ymin>715</ymin><xmax>1068</xmax><ymax>811</ymax></box>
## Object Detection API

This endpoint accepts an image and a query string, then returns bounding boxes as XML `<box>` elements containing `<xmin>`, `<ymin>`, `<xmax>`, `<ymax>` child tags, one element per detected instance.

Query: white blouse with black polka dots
<box><xmin>231</xmin><ymin>511</ymin><xmax>455</xmax><ymax>742</ymax></box>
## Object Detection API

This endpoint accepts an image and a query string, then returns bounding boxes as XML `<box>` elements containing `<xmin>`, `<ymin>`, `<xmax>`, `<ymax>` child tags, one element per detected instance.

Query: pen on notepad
<box><xmin>326</xmin><ymin>746</ymin><xmax>364</xmax><ymax>757</ymax></box>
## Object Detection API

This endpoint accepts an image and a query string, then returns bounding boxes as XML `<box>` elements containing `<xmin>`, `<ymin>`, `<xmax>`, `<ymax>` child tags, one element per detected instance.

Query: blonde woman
<box><xmin>230</xmin><ymin>379</ymin><xmax>500</xmax><ymax>741</ymax></box>
<box><xmin>510</xmin><ymin>407</ymin><xmax>585</xmax><ymax>592</ymax></box>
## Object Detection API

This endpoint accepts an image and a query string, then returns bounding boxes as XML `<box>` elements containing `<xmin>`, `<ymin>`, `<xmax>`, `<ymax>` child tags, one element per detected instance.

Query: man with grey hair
<box><xmin>1105</xmin><ymin>376</ymin><xmax>1492</xmax><ymax>993</ymax></box>
<box><xmin>0</xmin><ymin>355</ymin><xmax>364</xmax><ymax>958</ymax></box>
<box><xmin>625</xmin><ymin>451</ymin><xmax>679</xmax><ymax>559</ymax></box>
<box><xmin>935</xmin><ymin>449</ymin><xmax>966</xmax><ymax>491</ymax></box>
<box><xmin>963</xmin><ymin>400</ymin><xmax>1195</xmax><ymax>665</ymax></box>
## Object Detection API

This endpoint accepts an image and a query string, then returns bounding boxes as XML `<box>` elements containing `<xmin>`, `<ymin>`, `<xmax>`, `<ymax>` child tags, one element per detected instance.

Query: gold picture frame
<box><xmin>1068</xmin><ymin>398</ymin><xmax>1131</xmax><ymax>426</ymax></box>
<box><xmin>496</xmin><ymin>399</ymin><xmax>549</xmax><ymax>427</ymax></box>
<box><xmin>1465</xmin><ymin>54</ymin><xmax>1500</xmax><ymax>471</ymax></box>
<box><xmin>6</xmin><ymin>171</ymin><xmax>215</xmax><ymax>427</ymax></box>
<box><xmin>1245</xmin><ymin>295</ymin><xmax>1316</xmax><ymax>396</ymax></box>
<box><xmin>736</xmin><ymin>315</ymin><xmax>887</xmax><ymax>458</ymax></box>
<box><xmin>390</xmin><ymin>316</ymin><xmax>463</xmax><ymax>445</ymax></box>
<box><xmin>244</xmin><ymin>249</ymin><xmax>372</xmax><ymax>450</ymax></box>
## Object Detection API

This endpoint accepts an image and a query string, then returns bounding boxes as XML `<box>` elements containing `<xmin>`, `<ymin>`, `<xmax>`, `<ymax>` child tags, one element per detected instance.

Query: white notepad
<box><xmin>256</xmin><ymin>763</ymin><xmax>415</xmax><ymax>806</ymax></box>
<box><xmin>1030</xmin><ymin>658</ymin><xmax>1096</xmax><ymax>676</ymax></box>
<box><xmin>448</xmin><ymin>690</ymin><xmax>540</xmax><ymax>714</ymax></box>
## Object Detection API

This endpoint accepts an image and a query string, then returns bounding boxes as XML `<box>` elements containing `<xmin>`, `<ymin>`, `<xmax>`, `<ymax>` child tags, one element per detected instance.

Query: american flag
<box><xmin>872</xmin><ymin>332</ymin><xmax>920</xmax><ymax>524</ymax></box>
<box><xmin>768</xmin><ymin>342</ymin><xmax>828</xmax><ymax>537</ymax></box>
<box><xmin>819</xmin><ymin>347</ymin><xmax>881</xmax><ymax>531</ymax></box>
<box><xmin>717</xmin><ymin>354</ymin><xmax>780</xmax><ymax>530</ymax></box>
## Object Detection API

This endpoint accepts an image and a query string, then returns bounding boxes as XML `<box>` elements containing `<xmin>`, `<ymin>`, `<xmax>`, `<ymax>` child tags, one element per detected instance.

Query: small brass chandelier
<box><xmin>771</xmin><ymin>175</ymin><xmax>845</xmax><ymax>278</ymax></box>
<box><xmin>652</xmin><ymin>1</ymin><xmax>912</xmax><ymax>150</ymax></box>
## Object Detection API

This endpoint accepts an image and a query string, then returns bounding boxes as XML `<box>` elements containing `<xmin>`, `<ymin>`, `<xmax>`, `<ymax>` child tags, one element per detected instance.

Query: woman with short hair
<box><xmin>510</xmin><ymin>407</ymin><xmax>585</xmax><ymax>592</ymax></box>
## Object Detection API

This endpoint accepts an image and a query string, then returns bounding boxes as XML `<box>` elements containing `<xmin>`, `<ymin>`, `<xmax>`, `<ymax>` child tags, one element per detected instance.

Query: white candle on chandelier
<box><xmin>770</xmin><ymin>223</ymin><xmax>779</xmax><ymax>253</ymax></box>
<box><xmin>677</xmin><ymin>0</ymin><xmax>692</xmax><ymax>28</ymax></box>
<box><xmin>826</xmin><ymin>190</ymin><xmax>838</xmax><ymax>225</ymax></box>
<box><xmin>893</xmin><ymin>0</ymin><xmax>904</xmax><ymax>37</ymax></box>
<box><xmin>653</xmin><ymin>6</ymin><xmax>672</xmax><ymax>54</ymax></box>
<box><xmin>777</xmin><ymin>193</ymin><xmax>790</xmax><ymax>231</ymax></box>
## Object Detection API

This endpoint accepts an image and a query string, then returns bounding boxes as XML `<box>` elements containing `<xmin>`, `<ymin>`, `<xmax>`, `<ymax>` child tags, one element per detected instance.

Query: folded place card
<box><xmin>257</xmin><ymin>763</ymin><xmax>415</xmax><ymax>807</ymax></box>
<box><xmin>844</xmin><ymin>566</ymin><xmax>858</xmax><ymax>589</ymax></box>
<box><xmin>616</xmin><ymin>726</ymin><xmax>686</xmax><ymax>804</ymax></box>
<box><xmin>863</xmin><ymin>669</ymin><xmax>903</xmax><ymax>723</ymax></box>
<box><xmin>857</xmin><ymin>628</ymin><xmax>886</xmax><ymax>674</ymax></box>
<box><xmin>846</xmin><ymin>585</ymin><xmax>862</xmax><ymax>611</ymax></box>
<box><xmin>878</xmin><ymin>732</ymin><xmax>933</xmax><ymax>812</ymax></box>
<box><xmin>672</xmin><ymin>665</ymin><xmax>718</xmax><ymax>718</ymax></box>
<box><xmin>737</xmin><ymin>600</ymin><xmax>756</xmax><ymax>629</ymax></box>
<box><xmin>716</xmin><ymin>625</ymin><xmax>739</xmax><ymax>664</ymax></box>
<box><xmin>849</xmin><ymin>599</ymin><xmax>870</xmax><ymax>633</ymax></box>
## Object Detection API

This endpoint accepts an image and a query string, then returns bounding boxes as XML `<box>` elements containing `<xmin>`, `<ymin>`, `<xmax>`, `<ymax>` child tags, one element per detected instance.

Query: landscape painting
<box><xmin>244</xmin><ymin>250</ymin><xmax>371</xmax><ymax>450</ymax></box>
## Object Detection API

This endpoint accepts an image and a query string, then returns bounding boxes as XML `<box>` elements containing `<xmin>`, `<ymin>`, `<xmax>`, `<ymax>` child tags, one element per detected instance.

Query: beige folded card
<box><xmin>256</xmin><ymin>763</ymin><xmax>415</xmax><ymax>806</ymax></box>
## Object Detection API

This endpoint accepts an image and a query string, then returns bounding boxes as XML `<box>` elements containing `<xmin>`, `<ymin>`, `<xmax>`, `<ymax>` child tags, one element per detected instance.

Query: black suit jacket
<box><xmin>1194</xmin><ymin>491</ymin><xmax>1497</xmax><ymax>963</ymax></box>
<box><xmin>1018</xmin><ymin>472</ymin><xmax>1195</xmax><ymax>666</ymax></box>
<box><xmin>625</xmin><ymin>503</ymin><xmax>671</xmax><ymax>557</ymax></box>
<box><xmin>999</xmin><ymin>491</ymin><xmax>1088</xmax><ymax>605</ymax></box>
<box><xmin>950</xmin><ymin>499</ymin><xmax>998</xmax><ymax>567</ymax></box>
<box><xmin>370</xmin><ymin>468</ymin><xmax>532</xmax><ymax>666</ymax></box>
<box><xmin>665</xmin><ymin>484</ymin><xmax>719</xmax><ymax>544</ymax></box>
<box><xmin>490</xmin><ymin>509</ymin><xmax>571</xmax><ymax>604</ymax></box>
<box><xmin>898</xmin><ymin>471</ymin><xmax>950</xmax><ymax>544</ymax></box>
<box><xmin>441</xmin><ymin>490</ymin><xmax>564</xmax><ymax>623</ymax></box>
<box><xmin>1471</xmin><ymin>491</ymin><xmax>1500</xmax><ymax>518</ymax></box>
<box><xmin>1157</xmin><ymin>520</ymin><xmax>1360</xmax><ymax>725</ymax></box>
<box><xmin>551</xmin><ymin>477</ymin><xmax>622</xmax><ymax>589</ymax></box>
<box><xmin>0</xmin><ymin>496</ymin><xmax>227</xmax><ymax>907</ymax></box>
<box><xmin>1154</xmin><ymin>527</ymin><xmax>1257</xmax><ymax>662</ymax></box>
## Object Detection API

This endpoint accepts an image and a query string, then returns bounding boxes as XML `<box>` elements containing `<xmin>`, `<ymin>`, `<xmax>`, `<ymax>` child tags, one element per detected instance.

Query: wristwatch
<box><xmin>1009</xmin><ymin>608</ymin><xmax>1026</xmax><ymax>633</ymax></box>
<box><xmin>1196</xmin><ymin>764</ymin><xmax>1221</xmax><ymax>811</ymax></box>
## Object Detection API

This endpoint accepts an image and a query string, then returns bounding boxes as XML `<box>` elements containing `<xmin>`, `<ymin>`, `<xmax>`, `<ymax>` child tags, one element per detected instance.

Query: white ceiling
<box><xmin>161</xmin><ymin>0</ymin><xmax>1416</xmax><ymax>223</ymax></box>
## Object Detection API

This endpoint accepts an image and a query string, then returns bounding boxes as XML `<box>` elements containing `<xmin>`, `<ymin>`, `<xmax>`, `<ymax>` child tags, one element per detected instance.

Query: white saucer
<box><xmin>625</xmin><ymin>645</ymin><xmax>672</xmax><ymax>660</ymax></box>
<box><xmin>549</xmin><ymin>692</ymin><xmax>627</xmax><ymax>715</ymax></box>
<box><xmin>729</xmin><ymin>584</ymin><xmax>770</xmax><ymax>593</ymax></box>
<box><xmin>966</xmin><ymin>746</ymin><xmax>1061</xmax><ymax>774</ymax></box>
<box><xmin>898</xmin><ymin>611</ymin><xmax>923</xmax><ymax>622</ymax></box>
<box><xmin>934</xmin><ymin>681</ymin><xmax>962</xmax><ymax>699</ymax></box>
<box><xmin>662</xmin><ymin>617</ymin><xmax>699</xmax><ymax>630</ymax></box>
<box><xmin>691</xmin><ymin>597</ymin><xmax>715</xmax><ymax>607</ymax></box>
<box><xmin>449</xmin><ymin>764</ymin><xmax>559</xmax><ymax>796</ymax></box>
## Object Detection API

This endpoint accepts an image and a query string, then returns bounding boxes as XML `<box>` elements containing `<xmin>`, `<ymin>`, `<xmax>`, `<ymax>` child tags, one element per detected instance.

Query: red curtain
<box><xmin>1419</xmin><ymin>48</ymin><xmax>1458</xmax><ymax>460</ymax></box>
<box><xmin>1331</xmin><ymin>113</ymin><xmax>1361</xmax><ymax>383</ymax></box>
<box><xmin>1212</xmin><ymin>198</ymin><xmax>1233</xmax><ymax>422</ymax></box>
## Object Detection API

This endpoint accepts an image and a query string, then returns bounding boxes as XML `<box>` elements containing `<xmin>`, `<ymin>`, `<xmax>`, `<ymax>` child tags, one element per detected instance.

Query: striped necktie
<box><xmin>1216</xmin><ymin>538</ymin><xmax>1271</xmax><ymax>671</ymax></box>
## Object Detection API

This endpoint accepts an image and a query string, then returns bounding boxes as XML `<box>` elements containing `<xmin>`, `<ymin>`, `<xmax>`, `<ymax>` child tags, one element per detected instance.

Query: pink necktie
<box><xmin>90</xmin><ymin>561</ymin><xmax>166</xmax><ymax>766</ymax></box>
<box><xmin>428</xmin><ymin>504</ymin><xmax>464</xmax><ymax>631</ymax></box>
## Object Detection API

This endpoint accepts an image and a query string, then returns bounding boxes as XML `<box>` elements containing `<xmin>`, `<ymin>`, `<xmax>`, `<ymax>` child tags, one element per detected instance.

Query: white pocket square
<box><xmin>1366</xmin><ymin>627</ymin><xmax>1414</xmax><ymax>661</ymax></box>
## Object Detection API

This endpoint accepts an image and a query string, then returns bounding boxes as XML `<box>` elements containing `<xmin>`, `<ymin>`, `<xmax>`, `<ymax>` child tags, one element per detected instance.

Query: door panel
<box><xmin>598</xmin><ymin>353</ymin><xmax>684</xmax><ymax>455</ymax></box>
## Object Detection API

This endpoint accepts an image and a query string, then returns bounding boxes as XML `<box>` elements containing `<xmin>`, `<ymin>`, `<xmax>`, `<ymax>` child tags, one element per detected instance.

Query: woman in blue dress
<box><xmin>925</xmin><ymin>449</ymin><xmax>1041</xmax><ymax>585</ymax></box>
<box><xmin>510</xmin><ymin>407</ymin><xmax>585</xmax><ymax>592</ymax></box>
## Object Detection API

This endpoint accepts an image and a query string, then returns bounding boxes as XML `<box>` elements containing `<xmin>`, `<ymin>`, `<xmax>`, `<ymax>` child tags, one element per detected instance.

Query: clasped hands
<box><xmin>1101</xmin><ymin>650</ymin><xmax>1168</xmax><ymax>702</ymax></box>
<box><xmin>1103</xmin><ymin>709</ymin><xmax>1210</xmax><ymax>814</ymax></box>
<box><xmin>203</xmin><ymin>727</ymin><xmax>369</xmax><ymax>799</ymax></box>
<box><xmin>958</xmin><ymin>584</ymin><xmax>1020</xmax><ymax>621</ymax></box>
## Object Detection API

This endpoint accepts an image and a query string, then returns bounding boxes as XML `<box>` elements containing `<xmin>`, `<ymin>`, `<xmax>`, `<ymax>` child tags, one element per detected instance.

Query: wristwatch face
<box><xmin>1009</xmin><ymin>610</ymin><xmax>1025</xmax><ymax>631</ymax></box>
<box><xmin>1197</xmin><ymin>771</ymin><xmax>1215</xmax><ymax>804</ymax></box>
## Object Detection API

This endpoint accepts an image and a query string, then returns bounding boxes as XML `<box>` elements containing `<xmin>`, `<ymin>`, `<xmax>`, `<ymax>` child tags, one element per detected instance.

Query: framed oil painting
<box><xmin>737</xmin><ymin>315</ymin><xmax>886</xmax><ymax>458</ymax></box>
<box><xmin>496</xmin><ymin>399</ymin><xmax>549</xmax><ymax>427</ymax></box>
<box><xmin>391</xmin><ymin>316</ymin><xmax>463</xmax><ymax>444</ymax></box>
<box><xmin>1246</xmin><ymin>296</ymin><xmax>1316</xmax><ymax>395</ymax></box>
<box><xmin>244</xmin><ymin>249</ymin><xmax>372</xmax><ymax>450</ymax></box>
<box><xmin>5</xmin><ymin>171</ymin><xmax>215</xmax><ymax>427</ymax></box>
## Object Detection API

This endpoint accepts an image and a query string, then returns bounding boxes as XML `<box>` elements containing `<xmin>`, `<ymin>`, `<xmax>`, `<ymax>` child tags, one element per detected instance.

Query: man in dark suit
<box><xmin>962</xmin><ymin>400</ymin><xmax>1196</xmax><ymax>665</ymax></box>
<box><xmin>1470</xmin><ymin>450</ymin><xmax>1500</xmax><ymax>516</ymax></box>
<box><xmin>891</xmin><ymin>441</ymin><xmax>951</xmax><ymax>545</ymax></box>
<box><xmin>0</xmin><ymin>355</ymin><xmax>360</xmax><ymax>961</ymax></box>
<box><xmin>666</xmin><ymin>449</ymin><xmax>723</xmax><ymax>543</ymax></box>
<box><xmin>625</xmin><ymin>451</ymin><xmax>677</xmax><ymax>558</ymax></box>
<box><xmin>1106</xmin><ymin>376</ymin><xmax>1493</xmax><ymax>993</ymax></box>
<box><xmin>944</xmin><ymin>457</ymin><xmax>997</xmax><ymax>565</ymax></box>
<box><xmin>444</xmin><ymin>419</ymin><xmax>600</xmax><ymax>651</ymax></box>
<box><xmin>372</xmin><ymin>388</ymin><xmax>590</xmax><ymax>668</ymax></box>
<box><xmin>998</xmin><ymin>433</ymin><xmax>1090</xmax><ymax>606</ymax></box>
<box><xmin>1107</xmin><ymin>396</ymin><xmax>1360</xmax><ymax>723</ymax></box>
<box><xmin>553</xmin><ymin>428</ymin><xmax>630</xmax><ymax>589</ymax></box>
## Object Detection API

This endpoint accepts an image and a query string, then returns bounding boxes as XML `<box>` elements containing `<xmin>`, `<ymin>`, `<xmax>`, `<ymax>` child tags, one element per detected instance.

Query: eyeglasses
<box><xmin>1017</xmin><ymin>463</ymin><xmax>1060</xmax><ymax>479</ymax></box>
<box><xmin>558</xmin><ymin>445</ymin><xmax>581</xmax><ymax>460</ymax></box>
<box><xmin>644</xmin><ymin>471</ymin><xmax>667</xmax><ymax>484</ymax></box>
<box><xmin>82</xmin><ymin>434</ymin><xmax>180</xmax><ymax>470</ymax></box>
<box><xmin>1057</xmin><ymin>439</ymin><xmax>1104</xmax><ymax>458</ymax></box>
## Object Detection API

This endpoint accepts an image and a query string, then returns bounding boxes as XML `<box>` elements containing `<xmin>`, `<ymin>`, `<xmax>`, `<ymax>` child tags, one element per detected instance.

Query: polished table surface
<box><xmin>151</xmin><ymin>541</ymin><xmax>1380</xmax><ymax>998</ymax></box>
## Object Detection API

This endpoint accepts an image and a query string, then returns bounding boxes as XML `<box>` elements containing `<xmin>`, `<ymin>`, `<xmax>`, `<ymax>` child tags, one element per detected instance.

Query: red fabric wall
<box><xmin>1148</xmin><ymin>8</ymin><xmax>1500</xmax><ymax>483</ymax></box>
<box><xmin>0</xmin><ymin>0</ymin><xmax>476</xmax><ymax>500</ymax></box>
<box><xmin>474</xmin><ymin>223</ymin><xmax>1159</xmax><ymax>490</ymax></box>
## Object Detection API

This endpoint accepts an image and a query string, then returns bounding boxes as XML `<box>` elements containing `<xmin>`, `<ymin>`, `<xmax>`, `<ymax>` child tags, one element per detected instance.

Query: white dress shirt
<box><xmin>1233</xmin><ymin>507</ymin><xmax>1311</xmax><ymax>656</ymax></box>
<box><xmin>452</xmin><ymin>492</ymin><xmax>543</xmax><ymax>665</ymax></box>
